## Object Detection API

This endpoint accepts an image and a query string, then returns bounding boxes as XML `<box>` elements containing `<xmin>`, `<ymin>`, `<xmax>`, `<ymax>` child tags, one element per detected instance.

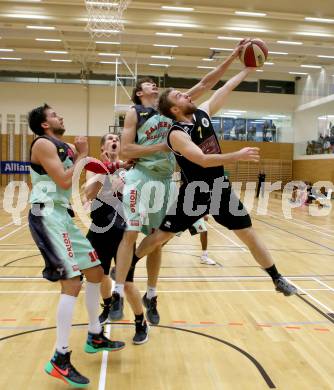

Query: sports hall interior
<box><xmin>0</xmin><ymin>1</ymin><xmax>333</xmax><ymax>389</ymax></box>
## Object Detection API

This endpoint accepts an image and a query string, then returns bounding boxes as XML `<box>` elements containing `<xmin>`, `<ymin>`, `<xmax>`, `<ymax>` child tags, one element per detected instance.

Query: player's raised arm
<box><xmin>186</xmin><ymin>39</ymin><xmax>250</xmax><ymax>101</ymax></box>
<box><xmin>199</xmin><ymin>67</ymin><xmax>254</xmax><ymax>117</ymax></box>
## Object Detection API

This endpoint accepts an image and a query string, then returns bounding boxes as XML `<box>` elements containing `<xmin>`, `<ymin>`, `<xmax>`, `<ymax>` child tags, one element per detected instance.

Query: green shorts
<box><xmin>123</xmin><ymin>167</ymin><xmax>176</xmax><ymax>236</ymax></box>
<box><xmin>29</xmin><ymin>204</ymin><xmax>100</xmax><ymax>281</ymax></box>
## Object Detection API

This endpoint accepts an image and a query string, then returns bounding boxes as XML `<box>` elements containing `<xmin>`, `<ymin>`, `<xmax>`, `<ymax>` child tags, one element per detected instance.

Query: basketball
<box><xmin>239</xmin><ymin>39</ymin><xmax>268</xmax><ymax>67</ymax></box>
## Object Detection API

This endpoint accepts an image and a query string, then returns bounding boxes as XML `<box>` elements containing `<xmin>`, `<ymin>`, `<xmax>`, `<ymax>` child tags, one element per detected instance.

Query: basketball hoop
<box><xmin>85</xmin><ymin>0</ymin><xmax>131</xmax><ymax>38</ymax></box>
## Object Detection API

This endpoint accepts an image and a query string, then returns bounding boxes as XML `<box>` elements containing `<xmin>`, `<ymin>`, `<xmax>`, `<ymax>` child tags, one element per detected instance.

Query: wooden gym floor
<box><xmin>0</xmin><ymin>189</ymin><xmax>333</xmax><ymax>390</ymax></box>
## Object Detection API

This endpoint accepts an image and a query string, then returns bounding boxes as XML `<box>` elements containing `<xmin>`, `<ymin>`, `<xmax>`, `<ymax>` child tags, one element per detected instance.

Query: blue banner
<box><xmin>0</xmin><ymin>161</ymin><xmax>30</xmax><ymax>174</ymax></box>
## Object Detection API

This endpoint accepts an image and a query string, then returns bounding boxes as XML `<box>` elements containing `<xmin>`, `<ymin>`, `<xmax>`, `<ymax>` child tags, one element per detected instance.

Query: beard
<box><xmin>53</xmin><ymin>127</ymin><xmax>65</xmax><ymax>136</ymax></box>
<box><xmin>184</xmin><ymin>103</ymin><xmax>197</xmax><ymax>116</ymax></box>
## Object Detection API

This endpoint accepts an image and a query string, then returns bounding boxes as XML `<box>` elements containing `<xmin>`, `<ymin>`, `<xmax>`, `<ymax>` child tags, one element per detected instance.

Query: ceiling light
<box><xmin>223</xmin><ymin>112</ymin><xmax>242</xmax><ymax>115</ymax></box>
<box><xmin>197</xmin><ymin>66</ymin><xmax>215</xmax><ymax>69</ymax></box>
<box><xmin>210</xmin><ymin>47</ymin><xmax>233</xmax><ymax>51</ymax></box>
<box><xmin>235</xmin><ymin>11</ymin><xmax>267</xmax><ymax>17</ymax></box>
<box><xmin>217</xmin><ymin>36</ymin><xmax>243</xmax><ymax>41</ymax></box>
<box><xmin>161</xmin><ymin>6</ymin><xmax>194</xmax><ymax>11</ymax></box>
<box><xmin>44</xmin><ymin>50</ymin><xmax>68</xmax><ymax>54</ymax></box>
<box><xmin>98</xmin><ymin>52</ymin><xmax>120</xmax><ymax>56</ymax></box>
<box><xmin>149</xmin><ymin>63</ymin><xmax>169</xmax><ymax>67</ymax></box>
<box><xmin>301</xmin><ymin>64</ymin><xmax>322</xmax><ymax>69</ymax></box>
<box><xmin>289</xmin><ymin>71</ymin><xmax>308</xmax><ymax>75</ymax></box>
<box><xmin>0</xmin><ymin>57</ymin><xmax>22</xmax><ymax>60</ymax></box>
<box><xmin>228</xmin><ymin>110</ymin><xmax>247</xmax><ymax>113</ymax></box>
<box><xmin>36</xmin><ymin>38</ymin><xmax>61</xmax><ymax>42</ymax></box>
<box><xmin>50</xmin><ymin>59</ymin><xmax>72</xmax><ymax>62</ymax></box>
<box><xmin>155</xmin><ymin>22</ymin><xmax>198</xmax><ymax>28</ymax></box>
<box><xmin>268</xmin><ymin>114</ymin><xmax>287</xmax><ymax>117</ymax></box>
<box><xmin>268</xmin><ymin>51</ymin><xmax>288</xmax><ymax>55</ymax></box>
<box><xmin>100</xmin><ymin>61</ymin><xmax>117</xmax><ymax>64</ymax></box>
<box><xmin>91</xmin><ymin>29</ymin><xmax>120</xmax><ymax>33</ymax></box>
<box><xmin>277</xmin><ymin>40</ymin><xmax>303</xmax><ymax>45</ymax></box>
<box><xmin>154</xmin><ymin>44</ymin><xmax>178</xmax><ymax>48</ymax></box>
<box><xmin>26</xmin><ymin>25</ymin><xmax>55</xmax><ymax>30</ymax></box>
<box><xmin>305</xmin><ymin>17</ymin><xmax>334</xmax><ymax>23</ymax></box>
<box><xmin>264</xmin><ymin>62</ymin><xmax>274</xmax><ymax>65</ymax></box>
<box><xmin>0</xmin><ymin>48</ymin><xmax>14</xmax><ymax>52</ymax></box>
<box><xmin>202</xmin><ymin>58</ymin><xmax>214</xmax><ymax>61</ymax></box>
<box><xmin>5</xmin><ymin>14</ymin><xmax>50</xmax><ymax>20</ymax></box>
<box><xmin>155</xmin><ymin>32</ymin><xmax>183</xmax><ymax>37</ymax></box>
<box><xmin>256</xmin><ymin>69</ymin><xmax>264</xmax><ymax>72</ymax></box>
<box><xmin>296</xmin><ymin>32</ymin><xmax>332</xmax><ymax>37</ymax></box>
<box><xmin>227</xmin><ymin>27</ymin><xmax>268</xmax><ymax>32</ymax></box>
<box><xmin>317</xmin><ymin>55</ymin><xmax>334</xmax><ymax>59</ymax></box>
<box><xmin>86</xmin><ymin>1</ymin><xmax>118</xmax><ymax>6</ymax></box>
<box><xmin>95</xmin><ymin>41</ymin><xmax>120</xmax><ymax>44</ymax></box>
<box><xmin>151</xmin><ymin>55</ymin><xmax>173</xmax><ymax>59</ymax></box>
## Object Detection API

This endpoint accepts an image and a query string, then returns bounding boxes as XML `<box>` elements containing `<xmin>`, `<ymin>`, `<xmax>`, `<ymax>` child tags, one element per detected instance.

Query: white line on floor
<box><xmin>312</xmin><ymin>278</ymin><xmax>334</xmax><ymax>293</ymax></box>
<box><xmin>98</xmin><ymin>324</ymin><xmax>111</xmax><ymax>390</ymax></box>
<box><xmin>0</xmin><ymin>223</ymin><xmax>28</xmax><ymax>241</ymax></box>
<box><xmin>286</xmin><ymin>278</ymin><xmax>334</xmax><ymax>313</ymax></box>
<box><xmin>0</xmin><ymin>288</ymin><xmax>330</xmax><ymax>294</ymax></box>
<box><xmin>206</xmin><ymin>222</ymin><xmax>247</xmax><ymax>252</ymax></box>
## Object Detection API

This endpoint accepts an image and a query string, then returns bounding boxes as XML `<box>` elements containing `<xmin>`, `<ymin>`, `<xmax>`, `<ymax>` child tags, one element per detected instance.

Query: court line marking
<box><xmin>254</xmin><ymin>217</ymin><xmax>334</xmax><ymax>253</ymax></box>
<box><xmin>0</xmin><ymin>223</ymin><xmax>28</xmax><ymax>241</ymax></box>
<box><xmin>268</xmin><ymin>209</ymin><xmax>334</xmax><ymax>235</ymax></box>
<box><xmin>312</xmin><ymin>278</ymin><xmax>334</xmax><ymax>292</ymax></box>
<box><xmin>0</xmin><ymin>216</ymin><xmax>27</xmax><ymax>232</ymax></box>
<box><xmin>0</xmin><ymin>322</ymin><xmax>276</xmax><ymax>388</ymax></box>
<box><xmin>98</xmin><ymin>324</ymin><xmax>111</xmax><ymax>390</ymax></box>
<box><xmin>0</xmin><ymin>288</ymin><xmax>330</xmax><ymax>294</ymax></box>
<box><xmin>266</xmin><ymin>211</ymin><xmax>334</xmax><ymax>238</ymax></box>
<box><xmin>206</xmin><ymin>222</ymin><xmax>247</xmax><ymax>252</ymax></box>
<box><xmin>286</xmin><ymin>278</ymin><xmax>334</xmax><ymax>313</ymax></box>
<box><xmin>1</xmin><ymin>275</ymin><xmax>334</xmax><ymax>282</ymax></box>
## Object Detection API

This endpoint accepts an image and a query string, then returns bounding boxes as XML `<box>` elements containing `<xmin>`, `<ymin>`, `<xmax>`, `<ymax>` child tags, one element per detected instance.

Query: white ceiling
<box><xmin>0</xmin><ymin>0</ymin><xmax>334</xmax><ymax>80</ymax></box>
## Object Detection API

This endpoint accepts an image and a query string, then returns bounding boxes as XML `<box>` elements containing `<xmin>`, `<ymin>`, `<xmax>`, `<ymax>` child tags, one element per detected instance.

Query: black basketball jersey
<box><xmin>30</xmin><ymin>135</ymin><xmax>74</xmax><ymax>175</ymax></box>
<box><xmin>167</xmin><ymin>109</ymin><xmax>224</xmax><ymax>185</ymax></box>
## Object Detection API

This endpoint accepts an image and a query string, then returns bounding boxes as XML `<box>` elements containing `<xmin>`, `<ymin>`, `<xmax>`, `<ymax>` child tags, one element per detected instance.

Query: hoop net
<box><xmin>85</xmin><ymin>0</ymin><xmax>131</xmax><ymax>38</ymax></box>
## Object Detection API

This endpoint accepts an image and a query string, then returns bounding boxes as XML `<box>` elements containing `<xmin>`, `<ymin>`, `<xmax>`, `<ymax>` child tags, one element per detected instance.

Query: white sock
<box><xmin>146</xmin><ymin>286</ymin><xmax>157</xmax><ymax>300</ymax></box>
<box><xmin>114</xmin><ymin>283</ymin><xmax>124</xmax><ymax>297</ymax></box>
<box><xmin>56</xmin><ymin>294</ymin><xmax>77</xmax><ymax>355</ymax></box>
<box><xmin>85</xmin><ymin>282</ymin><xmax>102</xmax><ymax>335</ymax></box>
<box><xmin>202</xmin><ymin>250</ymin><xmax>208</xmax><ymax>258</ymax></box>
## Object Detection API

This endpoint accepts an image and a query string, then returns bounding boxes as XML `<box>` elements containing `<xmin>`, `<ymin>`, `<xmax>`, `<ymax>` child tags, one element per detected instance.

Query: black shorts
<box><xmin>86</xmin><ymin>227</ymin><xmax>137</xmax><ymax>282</ymax></box>
<box><xmin>160</xmin><ymin>180</ymin><xmax>252</xmax><ymax>233</ymax></box>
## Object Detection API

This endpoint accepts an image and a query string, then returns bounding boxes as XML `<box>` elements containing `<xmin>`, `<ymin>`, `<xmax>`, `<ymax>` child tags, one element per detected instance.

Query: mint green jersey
<box><xmin>29</xmin><ymin>136</ymin><xmax>74</xmax><ymax>206</ymax></box>
<box><xmin>135</xmin><ymin>109</ymin><xmax>176</xmax><ymax>178</ymax></box>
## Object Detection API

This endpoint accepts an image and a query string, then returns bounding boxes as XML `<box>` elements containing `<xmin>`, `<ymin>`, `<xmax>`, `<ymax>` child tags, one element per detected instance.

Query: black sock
<box><xmin>132</xmin><ymin>253</ymin><xmax>140</xmax><ymax>264</ymax></box>
<box><xmin>265</xmin><ymin>265</ymin><xmax>281</xmax><ymax>281</ymax></box>
<box><xmin>135</xmin><ymin>313</ymin><xmax>144</xmax><ymax>322</ymax></box>
<box><xmin>103</xmin><ymin>297</ymin><xmax>112</xmax><ymax>306</ymax></box>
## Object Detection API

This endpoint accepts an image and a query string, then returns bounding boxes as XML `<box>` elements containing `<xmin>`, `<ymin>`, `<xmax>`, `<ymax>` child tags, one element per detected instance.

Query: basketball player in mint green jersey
<box><xmin>28</xmin><ymin>104</ymin><xmax>125</xmax><ymax>388</ymax></box>
<box><xmin>113</xmin><ymin>40</ymin><xmax>250</xmax><ymax>324</ymax></box>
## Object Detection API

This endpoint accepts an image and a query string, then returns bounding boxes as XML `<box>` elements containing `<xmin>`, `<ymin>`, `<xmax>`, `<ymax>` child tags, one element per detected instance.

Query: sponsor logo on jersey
<box><xmin>62</xmin><ymin>232</ymin><xmax>74</xmax><ymax>258</ymax></box>
<box><xmin>164</xmin><ymin>220</ymin><xmax>171</xmax><ymax>228</ymax></box>
<box><xmin>130</xmin><ymin>220</ymin><xmax>140</xmax><ymax>226</ymax></box>
<box><xmin>130</xmin><ymin>189</ymin><xmax>137</xmax><ymax>212</ymax></box>
<box><xmin>140</xmin><ymin>112</ymin><xmax>149</xmax><ymax>116</ymax></box>
<box><xmin>202</xmin><ymin>117</ymin><xmax>210</xmax><ymax>127</ymax></box>
<box><xmin>72</xmin><ymin>264</ymin><xmax>79</xmax><ymax>271</ymax></box>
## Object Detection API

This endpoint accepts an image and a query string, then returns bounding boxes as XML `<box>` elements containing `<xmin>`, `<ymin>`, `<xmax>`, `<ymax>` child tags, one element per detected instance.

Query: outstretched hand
<box><xmin>236</xmin><ymin>147</ymin><xmax>260</xmax><ymax>162</ymax></box>
<box><xmin>231</xmin><ymin>38</ymin><xmax>251</xmax><ymax>60</ymax></box>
